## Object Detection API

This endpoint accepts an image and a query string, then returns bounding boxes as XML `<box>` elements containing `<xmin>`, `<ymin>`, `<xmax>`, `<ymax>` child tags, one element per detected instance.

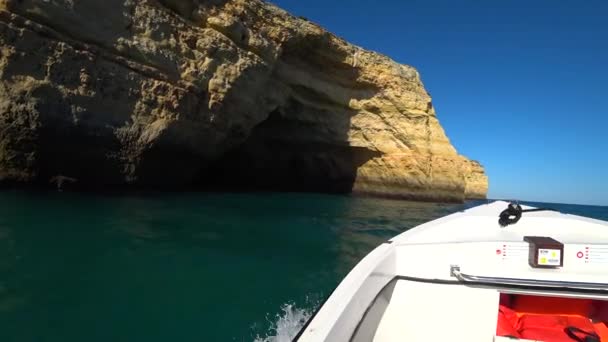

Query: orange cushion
<box><xmin>496</xmin><ymin>305</ymin><xmax>520</xmax><ymax>338</ymax></box>
<box><xmin>513</xmin><ymin>296</ymin><xmax>593</xmax><ymax>316</ymax></box>
<box><xmin>593</xmin><ymin>321</ymin><xmax>608</xmax><ymax>341</ymax></box>
<box><xmin>518</xmin><ymin>314</ymin><xmax>597</xmax><ymax>342</ymax></box>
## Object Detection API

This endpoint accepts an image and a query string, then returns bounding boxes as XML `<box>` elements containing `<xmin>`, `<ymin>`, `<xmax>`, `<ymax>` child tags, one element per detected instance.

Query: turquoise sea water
<box><xmin>0</xmin><ymin>191</ymin><xmax>606</xmax><ymax>342</ymax></box>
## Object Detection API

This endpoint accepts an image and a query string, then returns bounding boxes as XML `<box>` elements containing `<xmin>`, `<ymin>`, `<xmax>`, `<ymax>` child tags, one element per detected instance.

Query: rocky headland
<box><xmin>0</xmin><ymin>0</ymin><xmax>488</xmax><ymax>201</ymax></box>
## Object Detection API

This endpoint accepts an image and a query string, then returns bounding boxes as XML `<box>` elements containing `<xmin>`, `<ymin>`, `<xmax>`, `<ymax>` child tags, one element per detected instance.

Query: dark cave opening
<box><xmin>196</xmin><ymin>107</ymin><xmax>382</xmax><ymax>194</ymax></box>
<box><xmin>191</xmin><ymin>33</ymin><xmax>385</xmax><ymax>194</ymax></box>
<box><xmin>7</xmin><ymin>27</ymin><xmax>386</xmax><ymax>195</ymax></box>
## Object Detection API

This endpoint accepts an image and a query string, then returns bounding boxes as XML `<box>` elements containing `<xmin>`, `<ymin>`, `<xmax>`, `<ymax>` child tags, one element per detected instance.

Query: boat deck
<box><xmin>297</xmin><ymin>201</ymin><xmax>608</xmax><ymax>342</ymax></box>
<box><xmin>366</xmin><ymin>279</ymin><xmax>499</xmax><ymax>341</ymax></box>
<box><xmin>358</xmin><ymin>277</ymin><xmax>608</xmax><ymax>342</ymax></box>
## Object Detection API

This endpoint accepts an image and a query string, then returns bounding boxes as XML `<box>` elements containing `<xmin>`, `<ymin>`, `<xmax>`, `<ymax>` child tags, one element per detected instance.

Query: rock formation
<box><xmin>0</xmin><ymin>0</ymin><xmax>488</xmax><ymax>201</ymax></box>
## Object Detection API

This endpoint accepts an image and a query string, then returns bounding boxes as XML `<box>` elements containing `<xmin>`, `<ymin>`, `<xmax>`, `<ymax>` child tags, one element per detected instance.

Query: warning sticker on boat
<box><xmin>569</xmin><ymin>245</ymin><xmax>608</xmax><ymax>265</ymax></box>
<box><xmin>538</xmin><ymin>248</ymin><xmax>561</xmax><ymax>266</ymax></box>
<box><xmin>496</xmin><ymin>243</ymin><xmax>528</xmax><ymax>262</ymax></box>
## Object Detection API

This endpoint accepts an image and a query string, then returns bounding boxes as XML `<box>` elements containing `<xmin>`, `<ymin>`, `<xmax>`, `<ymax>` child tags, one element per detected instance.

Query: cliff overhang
<box><xmin>0</xmin><ymin>0</ymin><xmax>488</xmax><ymax>202</ymax></box>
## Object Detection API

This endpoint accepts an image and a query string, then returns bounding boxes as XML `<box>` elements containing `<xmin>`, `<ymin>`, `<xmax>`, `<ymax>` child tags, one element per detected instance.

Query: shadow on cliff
<box><xmin>0</xmin><ymin>11</ymin><xmax>383</xmax><ymax>195</ymax></box>
<box><xmin>199</xmin><ymin>109</ymin><xmax>380</xmax><ymax>193</ymax></box>
<box><xmin>196</xmin><ymin>33</ymin><xmax>382</xmax><ymax>194</ymax></box>
<box><xmin>32</xmin><ymin>86</ymin><xmax>132</xmax><ymax>189</ymax></box>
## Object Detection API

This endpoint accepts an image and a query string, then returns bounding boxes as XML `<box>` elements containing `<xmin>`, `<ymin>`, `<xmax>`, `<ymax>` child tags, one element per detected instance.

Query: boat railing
<box><xmin>450</xmin><ymin>265</ymin><xmax>608</xmax><ymax>291</ymax></box>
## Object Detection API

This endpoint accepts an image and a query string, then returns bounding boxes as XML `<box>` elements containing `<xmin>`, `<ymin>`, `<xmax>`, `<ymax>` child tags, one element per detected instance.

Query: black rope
<box><xmin>498</xmin><ymin>203</ymin><xmax>556</xmax><ymax>227</ymax></box>
<box><xmin>564</xmin><ymin>326</ymin><xmax>601</xmax><ymax>342</ymax></box>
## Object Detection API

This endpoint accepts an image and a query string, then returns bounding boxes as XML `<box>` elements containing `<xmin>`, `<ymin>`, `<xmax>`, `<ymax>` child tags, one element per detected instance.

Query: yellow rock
<box><xmin>0</xmin><ymin>0</ymin><xmax>487</xmax><ymax>201</ymax></box>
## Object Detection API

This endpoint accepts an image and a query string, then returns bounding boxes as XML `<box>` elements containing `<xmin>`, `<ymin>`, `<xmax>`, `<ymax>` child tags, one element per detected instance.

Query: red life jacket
<box><xmin>496</xmin><ymin>295</ymin><xmax>604</xmax><ymax>342</ymax></box>
<box><xmin>517</xmin><ymin>314</ymin><xmax>599</xmax><ymax>341</ymax></box>
<box><xmin>496</xmin><ymin>304</ymin><xmax>520</xmax><ymax>338</ymax></box>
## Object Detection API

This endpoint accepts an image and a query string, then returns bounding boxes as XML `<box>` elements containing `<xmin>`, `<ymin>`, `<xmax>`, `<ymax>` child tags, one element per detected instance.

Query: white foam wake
<box><xmin>253</xmin><ymin>303</ymin><xmax>313</xmax><ymax>342</ymax></box>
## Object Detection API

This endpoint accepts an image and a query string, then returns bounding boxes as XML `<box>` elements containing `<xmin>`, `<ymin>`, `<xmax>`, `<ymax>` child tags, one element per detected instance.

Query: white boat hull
<box><xmin>295</xmin><ymin>201</ymin><xmax>608</xmax><ymax>341</ymax></box>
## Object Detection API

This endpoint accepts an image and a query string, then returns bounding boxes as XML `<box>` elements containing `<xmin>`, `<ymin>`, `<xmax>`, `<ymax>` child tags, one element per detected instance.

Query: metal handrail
<box><xmin>450</xmin><ymin>265</ymin><xmax>608</xmax><ymax>291</ymax></box>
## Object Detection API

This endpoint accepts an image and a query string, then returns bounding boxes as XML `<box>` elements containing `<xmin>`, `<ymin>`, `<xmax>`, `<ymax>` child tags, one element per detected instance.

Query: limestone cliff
<box><xmin>462</xmin><ymin>159</ymin><xmax>489</xmax><ymax>200</ymax></box>
<box><xmin>0</xmin><ymin>0</ymin><xmax>488</xmax><ymax>201</ymax></box>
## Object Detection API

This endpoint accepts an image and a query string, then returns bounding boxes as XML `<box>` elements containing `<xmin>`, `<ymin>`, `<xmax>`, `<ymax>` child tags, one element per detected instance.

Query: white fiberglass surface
<box><xmin>299</xmin><ymin>201</ymin><xmax>608</xmax><ymax>342</ymax></box>
<box><xmin>371</xmin><ymin>279</ymin><xmax>499</xmax><ymax>342</ymax></box>
<box><xmin>390</xmin><ymin>201</ymin><xmax>608</xmax><ymax>246</ymax></box>
<box><xmin>394</xmin><ymin>242</ymin><xmax>608</xmax><ymax>284</ymax></box>
<box><xmin>298</xmin><ymin>244</ymin><xmax>396</xmax><ymax>342</ymax></box>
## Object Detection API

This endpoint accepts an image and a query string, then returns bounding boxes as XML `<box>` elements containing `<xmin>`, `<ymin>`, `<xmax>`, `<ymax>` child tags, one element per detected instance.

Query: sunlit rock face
<box><xmin>0</xmin><ymin>0</ymin><xmax>487</xmax><ymax>201</ymax></box>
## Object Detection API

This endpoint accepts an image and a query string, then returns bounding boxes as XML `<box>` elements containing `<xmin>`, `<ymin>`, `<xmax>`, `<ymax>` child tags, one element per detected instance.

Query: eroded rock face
<box><xmin>0</xmin><ymin>0</ymin><xmax>488</xmax><ymax>201</ymax></box>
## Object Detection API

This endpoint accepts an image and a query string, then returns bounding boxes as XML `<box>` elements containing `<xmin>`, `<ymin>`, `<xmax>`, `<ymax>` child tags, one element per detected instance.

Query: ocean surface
<box><xmin>0</xmin><ymin>191</ymin><xmax>606</xmax><ymax>342</ymax></box>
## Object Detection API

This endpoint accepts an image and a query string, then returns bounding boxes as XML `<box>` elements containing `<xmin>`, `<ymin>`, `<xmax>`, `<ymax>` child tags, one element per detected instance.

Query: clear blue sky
<box><xmin>272</xmin><ymin>0</ymin><xmax>608</xmax><ymax>206</ymax></box>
